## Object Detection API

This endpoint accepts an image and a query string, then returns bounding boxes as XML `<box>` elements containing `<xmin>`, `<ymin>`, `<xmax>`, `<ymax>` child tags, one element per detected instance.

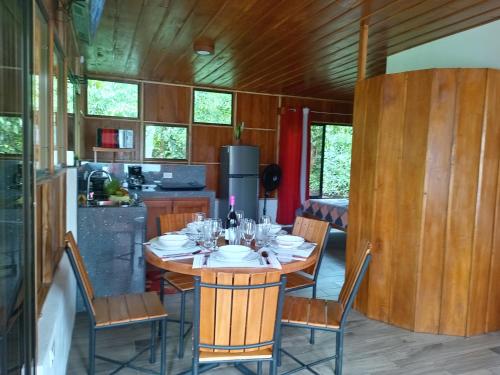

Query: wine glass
<box><xmin>255</xmin><ymin>224</ymin><xmax>269</xmax><ymax>248</ymax></box>
<box><xmin>259</xmin><ymin>215</ymin><xmax>272</xmax><ymax>233</ymax></box>
<box><xmin>241</xmin><ymin>218</ymin><xmax>256</xmax><ymax>247</ymax></box>
<box><xmin>235</xmin><ymin>210</ymin><xmax>244</xmax><ymax>227</ymax></box>
<box><xmin>210</xmin><ymin>218</ymin><xmax>223</xmax><ymax>250</ymax></box>
<box><xmin>192</xmin><ymin>212</ymin><xmax>206</xmax><ymax>241</ymax></box>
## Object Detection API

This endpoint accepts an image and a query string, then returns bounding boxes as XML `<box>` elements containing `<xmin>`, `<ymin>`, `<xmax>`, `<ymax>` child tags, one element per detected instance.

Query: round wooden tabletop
<box><xmin>144</xmin><ymin>242</ymin><xmax>318</xmax><ymax>276</ymax></box>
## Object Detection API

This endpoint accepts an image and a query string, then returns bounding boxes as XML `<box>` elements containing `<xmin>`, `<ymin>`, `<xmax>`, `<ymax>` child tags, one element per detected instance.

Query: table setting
<box><xmin>144</xmin><ymin>211</ymin><xmax>315</xmax><ymax>272</ymax></box>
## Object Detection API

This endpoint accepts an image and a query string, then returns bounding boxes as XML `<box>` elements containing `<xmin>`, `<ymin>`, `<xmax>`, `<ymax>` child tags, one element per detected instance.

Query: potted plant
<box><xmin>233</xmin><ymin>121</ymin><xmax>245</xmax><ymax>145</ymax></box>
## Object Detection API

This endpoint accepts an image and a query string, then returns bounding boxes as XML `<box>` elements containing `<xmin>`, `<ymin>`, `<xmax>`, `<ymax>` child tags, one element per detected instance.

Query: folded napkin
<box><xmin>192</xmin><ymin>252</ymin><xmax>281</xmax><ymax>269</ymax></box>
<box><xmin>148</xmin><ymin>246</ymin><xmax>204</xmax><ymax>261</ymax></box>
<box><xmin>265</xmin><ymin>241</ymin><xmax>317</xmax><ymax>259</ymax></box>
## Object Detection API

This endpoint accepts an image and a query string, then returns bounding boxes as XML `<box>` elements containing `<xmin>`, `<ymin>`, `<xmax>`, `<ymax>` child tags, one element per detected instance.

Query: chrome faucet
<box><xmin>86</xmin><ymin>170</ymin><xmax>112</xmax><ymax>201</ymax></box>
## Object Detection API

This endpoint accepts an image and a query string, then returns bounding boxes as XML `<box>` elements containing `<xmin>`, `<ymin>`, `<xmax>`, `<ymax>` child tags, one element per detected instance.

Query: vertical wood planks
<box><xmin>414</xmin><ymin>69</ymin><xmax>457</xmax><ymax>333</ymax></box>
<box><xmin>230</xmin><ymin>273</ymin><xmax>250</xmax><ymax>352</ymax></box>
<box><xmin>349</xmin><ymin>68</ymin><xmax>500</xmax><ymax>336</ymax></box>
<box><xmin>439</xmin><ymin>69</ymin><xmax>487</xmax><ymax>336</ymax></box>
<box><xmin>245</xmin><ymin>273</ymin><xmax>266</xmax><ymax>351</ymax></box>
<box><xmin>389</xmin><ymin>70</ymin><xmax>432</xmax><ymax>330</ymax></box>
<box><xmin>200</xmin><ymin>270</ymin><xmax>217</xmax><ymax>352</ymax></box>
<box><xmin>466</xmin><ymin>69</ymin><xmax>500</xmax><ymax>335</ymax></box>
<box><xmin>367</xmin><ymin>73</ymin><xmax>406</xmax><ymax>321</ymax></box>
<box><xmin>214</xmin><ymin>272</ymin><xmax>233</xmax><ymax>352</ymax></box>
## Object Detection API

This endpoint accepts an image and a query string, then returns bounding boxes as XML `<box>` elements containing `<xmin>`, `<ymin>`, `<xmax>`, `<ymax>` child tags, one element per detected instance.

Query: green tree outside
<box><xmin>87</xmin><ymin>79</ymin><xmax>138</xmax><ymax>118</ymax></box>
<box><xmin>193</xmin><ymin>90</ymin><xmax>232</xmax><ymax>125</ymax></box>
<box><xmin>0</xmin><ymin>116</ymin><xmax>23</xmax><ymax>154</ymax></box>
<box><xmin>309</xmin><ymin>124</ymin><xmax>352</xmax><ymax>198</ymax></box>
<box><xmin>145</xmin><ymin>125</ymin><xmax>187</xmax><ymax>159</ymax></box>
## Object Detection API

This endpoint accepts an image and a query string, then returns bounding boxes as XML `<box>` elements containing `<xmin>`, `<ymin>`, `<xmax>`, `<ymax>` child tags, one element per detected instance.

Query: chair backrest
<box><xmin>64</xmin><ymin>231</ymin><xmax>96</xmax><ymax>316</ymax></box>
<box><xmin>291</xmin><ymin>216</ymin><xmax>330</xmax><ymax>277</ymax></box>
<box><xmin>194</xmin><ymin>270</ymin><xmax>286</xmax><ymax>354</ymax></box>
<box><xmin>338</xmin><ymin>240</ymin><xmax>371</xmax><ymax>324</ymax></box>
<box><xmin>157</xmin><ymin>212</ymin><xmax>193</xmax><ymax>236</ymax></box>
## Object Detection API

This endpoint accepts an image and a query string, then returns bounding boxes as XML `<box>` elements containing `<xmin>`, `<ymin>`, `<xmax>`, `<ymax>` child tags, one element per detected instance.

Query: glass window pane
<box><xmin>193</xmin><ymin>89</ymin><xmax>232</xmax><ymax>125</ymax></box>
<box><xmin>67</xmin><ymin>81</ymin><xmax>74</xmax><ymax>114</ymax></box>
<box><xmin>53</xmin><ymin>47</ymin><xmax>64</xmax><ymax>168</ymax></box>
<box><xmin>144</xmin><ymin>125</ymin><xmax>187</xmax><ymax>159</ymax></box>
<box><xmin>309</xmin><ymin>125</ymin><xmax>323</xmax><ymax>197</ymax></box>
<box><xmin>0</xmin><ymin>116</ymin><xmax>23</xmax><ymax>154</ymax></box>
<box><xmin>322</xmin><ymin>125</ymin><xmax>353</xmax><ymax>198</ymax></box>
<box><xmin>87</xmin><ymin>79</ymin><xmax>139</xmax><ymax>118</ymax></box>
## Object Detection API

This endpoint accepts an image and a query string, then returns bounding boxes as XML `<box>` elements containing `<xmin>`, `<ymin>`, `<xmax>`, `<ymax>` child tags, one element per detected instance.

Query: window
<box><xmin>0</xmin><ymin>116</ymin><xmax>23</xmax><ymax>154</ymax></box>
<box><xmin>87</xmin><ymin>79</ymin><xmax>139</xmax><ymax>118</ymax></box>
<box><xmin>33</xmin><ymin>6</ymin><xmax>50</xmax><ymax>172</ymax></box>
<box><xmin>53</xmin><ymin>45</ymin><xmax>64</xmax><ymax>168</ymax></box>
<box><xmin>144</xmin><ymin>125</ymin><xmax>188</xmax><ymax>160</ymax></box>
<box><xmin>67</xmin><ymin>80</ymin><xmax>74</xmax><ymax>114</ymax></box>
<box><xmin>193</xmin><ymin>89</ymin><xmax>232</xmax><ymax>125</ymax></box>
<box><xmin>309</xmin><ymin>124</ymin><xmax>353</xmax><ymax>198</ymax></box>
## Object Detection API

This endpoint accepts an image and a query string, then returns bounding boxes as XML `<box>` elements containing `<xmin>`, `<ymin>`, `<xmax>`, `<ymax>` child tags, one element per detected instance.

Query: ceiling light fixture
<box><xmin>193</xmin><ymin>38</ymin><xmax>214</xmax><ymax>55</ymax></box>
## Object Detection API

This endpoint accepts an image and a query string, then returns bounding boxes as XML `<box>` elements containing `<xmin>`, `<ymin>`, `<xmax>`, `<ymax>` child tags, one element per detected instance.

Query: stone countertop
<box><xmin>133</xmin><ymin>187</ymin><xmax>215</xmax><ymax>199</ymax></box>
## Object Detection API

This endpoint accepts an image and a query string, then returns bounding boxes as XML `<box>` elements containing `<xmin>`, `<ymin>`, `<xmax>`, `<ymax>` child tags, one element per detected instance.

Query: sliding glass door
<box><xmin>309</xmin><ymin>124</ymin><xmax>353</xmax><ymax>199</ymax></box>
<box><xmin>0</xmin><ymin>0</ymin><xmax>35</xmax><ymax>373</ymax></box>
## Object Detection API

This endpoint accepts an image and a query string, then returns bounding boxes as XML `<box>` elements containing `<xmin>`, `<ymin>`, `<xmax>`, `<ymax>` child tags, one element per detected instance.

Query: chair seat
<box><xmin>199</xmin><ymin>348</ymin><xmax>273</xmax><ymax>362</ymax></box>
<box><xmin>164</xmin><ymin>272</ymin><xmax>195</xmax><ymax>292</ymax></box>
<box><xmin>285</xmin><ymin>272</ymin><xmax>315</xmax><ymax>291</ymax></box>
<box><xmin>93</xmin><ymin>292</ymin><xmax>168</xmax><ymax>327</ymax></box>
<box><xmin>281</xmin><ymin>296</ymin><xmax>342</xmax><ymax>329</ymax></box>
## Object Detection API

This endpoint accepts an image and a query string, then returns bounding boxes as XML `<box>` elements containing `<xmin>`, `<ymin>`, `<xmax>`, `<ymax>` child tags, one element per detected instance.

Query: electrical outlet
<box><xmin>163</xmin><ymin>172</ymin><xmax>173</xmax><ymax>178</ymax></box>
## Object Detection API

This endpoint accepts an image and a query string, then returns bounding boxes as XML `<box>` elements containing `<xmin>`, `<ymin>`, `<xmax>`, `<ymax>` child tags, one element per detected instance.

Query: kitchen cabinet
<box><xmin>143</xmin><ymin>197</ymin><xmax>209</xmax><ymax>239</ymax></box>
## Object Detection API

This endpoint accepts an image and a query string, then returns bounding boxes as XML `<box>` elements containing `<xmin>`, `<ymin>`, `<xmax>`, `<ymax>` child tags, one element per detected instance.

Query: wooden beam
<box><xmin>357</xmin><ymin>22</ymin><xmax>368</xmax><ymax>81</ymax></box>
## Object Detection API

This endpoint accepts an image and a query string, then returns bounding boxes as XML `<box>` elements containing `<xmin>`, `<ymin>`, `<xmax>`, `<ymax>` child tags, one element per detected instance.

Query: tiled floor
<box><xmin>67</xmin><ymin>230</ymin><xmax>500</xmax><ymax>374</ymax></box>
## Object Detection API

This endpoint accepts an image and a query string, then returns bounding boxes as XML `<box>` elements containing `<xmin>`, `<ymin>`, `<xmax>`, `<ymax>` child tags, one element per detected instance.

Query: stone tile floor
<box><xmin>67</xmin><ymin>230</ymin><xmax>500</xmax><ymax>374</ymax></box>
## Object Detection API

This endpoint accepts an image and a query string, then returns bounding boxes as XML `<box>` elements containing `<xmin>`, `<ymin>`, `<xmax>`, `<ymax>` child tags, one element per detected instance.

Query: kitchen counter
<box><xmin>134</xmin><ymin>188</ymin><xmax>216</xmax><ymax>216</ymax></box>
<box><xmin>76</xmin><ymin>203</ymin><xmax>146</xmax><ymax>311</ymax></box>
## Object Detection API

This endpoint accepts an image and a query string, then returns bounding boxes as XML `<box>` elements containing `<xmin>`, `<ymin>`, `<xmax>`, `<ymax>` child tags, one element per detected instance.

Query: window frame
<box><xmin>192</xmin><ymin>88</ymin><xmax>233</xmax><ymax>126</ymax></box>
<box><xmin>309</xmin><ymin>122</ymin><xmax>352</xmax><ymax>199</ymax></box>
<box><xmin>85</xmin><ymin>77</ymin><xmax>140</xmax><ymax>120</ymax></box>
<box><xmin>143</xmin><ymin>123</ymin><xmax>189</xmax><ymax>162</ymax></box>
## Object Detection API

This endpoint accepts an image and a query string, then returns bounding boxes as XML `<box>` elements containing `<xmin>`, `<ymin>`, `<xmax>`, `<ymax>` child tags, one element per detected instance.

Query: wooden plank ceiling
<box><xmin>85</xmin><ymin>0</ymin><xmax>500</xmax><ymax>100</ymax></box>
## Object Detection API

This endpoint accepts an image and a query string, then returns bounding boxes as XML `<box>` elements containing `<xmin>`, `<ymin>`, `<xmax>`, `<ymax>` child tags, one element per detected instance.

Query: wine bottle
<box><xmin>225</xmin><ymin>195</ymin><xmax>238</xmax><ymax>243</ymax></box>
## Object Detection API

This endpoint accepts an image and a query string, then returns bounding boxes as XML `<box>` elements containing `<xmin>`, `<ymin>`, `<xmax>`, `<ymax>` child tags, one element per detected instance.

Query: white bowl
<box><xmin>157</xmin><ymin>234</ymin><xmax>189</xmax><ymax>247</ymax></box>
<box><xmin>276</xmin><ymin>235</ymin><xmax>305</xmax><ymax>248</ymax></box>
<box><xmin>218</xmin><ymin>245</ymin><xmax>252</xmax><ymax>259</ymax></box>
<box><xmin>269</xmin><ymin>224</ymin><xmax>282</xmax><ymax>234</ymax></box>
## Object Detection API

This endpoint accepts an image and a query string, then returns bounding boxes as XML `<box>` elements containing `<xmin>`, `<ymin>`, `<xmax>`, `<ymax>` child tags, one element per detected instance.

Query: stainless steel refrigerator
<box><xmin>219</xmin><ymin>145</ymin><xmax>259</xmax><ymax>221</ymax></box>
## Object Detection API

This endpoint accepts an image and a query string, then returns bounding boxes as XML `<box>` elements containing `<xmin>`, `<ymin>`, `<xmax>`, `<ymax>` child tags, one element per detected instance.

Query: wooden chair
<box><xmin>286</xmin><ymin>216</ymin><xmax>331</xmax><ymax>344</ymax></box>
<box><xmin>179</xmin><ymin>270</ymin><xmax>287</xmax><ymax>375</ymax></box>
<box><xmin>157</xmin><ymin>212</ymin><xmax>195</xmax><ymax>358</ymax></box>
<box><xmin>280</xmin><ymin>241</ymin><xmax>372</xmax><ymax>375</ymax></box>
<box><xmin>64</xmin><ymin>232</ymin><xmax>168</xmax><ymax>375</ymax></box>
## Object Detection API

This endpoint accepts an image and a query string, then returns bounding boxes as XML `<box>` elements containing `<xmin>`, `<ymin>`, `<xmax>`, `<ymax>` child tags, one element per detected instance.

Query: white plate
<box><xmin>157</xmin><ymin>234</ymin><xmax>189</xmax><ymax>247</ymax></box>
<box><xmin>276</xmin><ymin>235</ymin><xmax>305</xmax><ymax>248</ymax></box>
<box><xmin>269</xmin><ymin>224</ymin><xmax>282</xmax><ymax>234</ymax></box>
<box><xmin>150</xmin><ymin>237</ymin><xmax>196</xmax><ymax>251</ymax></box>
<box><xmin>211</xmin><ymin>251</ymin><xmax>259</xmax><ymax>262</ymax></box>
<box><xmin>218</xmin><ymin>245</ymin><xmax>252</xmax><ymax>258</ymax></box>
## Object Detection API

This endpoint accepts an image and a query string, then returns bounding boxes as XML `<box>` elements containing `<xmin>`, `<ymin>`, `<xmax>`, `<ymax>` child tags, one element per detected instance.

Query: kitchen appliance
<box><xmin>260</xmin><ymin>163</ymin><xmax>281</xmax><ymax>216</ymax></box>
<box><xmin>219</xmin><ymin>145</ymin><xmax>259</xmax><ymax>221</ymax></box>
<box><xmin>127</xmin><ymin>165</ymin><xmax>145</xmax><ymax>189</ymax></box>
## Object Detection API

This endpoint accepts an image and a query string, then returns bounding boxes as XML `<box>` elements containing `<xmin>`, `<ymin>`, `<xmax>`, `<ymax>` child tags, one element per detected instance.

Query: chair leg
<box><xmin>192</xmin><ymin>357</ymin><xmax>199</xmax><ymax>375</ymax></box>
<box><xmin>257</xmin><ymin>361</ymin><xmax>263</xmax><ymax>375</ymax></box>
<box><xmin>88</xmin><ymin>327</ymin><xmax>96</xmax><ymax>375</ymax></box>
<box><xmin>160</xmin><ymin>319</ymin><xmax>167</xmax><ymax>375</ymax></box>
<box><xmin>270</xmin><ymin>359</ymin><xmax>277</xmax><ymax>375</ymax></box>
<box><xmin>335</xmin><ymin>331</ymin><xmax>344</xmax><ymax>375</ymax></box>
<box><xmin>159</xmin><ymin>276</ymin><xmax>165</xmax><ymax>304</ymax></box>
<box><xmin>309</xmin><ymin>285</ymin><xmax>317</xmax><ymax>344</ymax></box>
<box><xmin>150</xmin><ymin>321</ymin><xmax>156</xmax><ymax>364</ymax></box>
<box><xmin>178</xmin><ymin>291</ymin><xmax>186</xmax><ymax>359</ymax></box>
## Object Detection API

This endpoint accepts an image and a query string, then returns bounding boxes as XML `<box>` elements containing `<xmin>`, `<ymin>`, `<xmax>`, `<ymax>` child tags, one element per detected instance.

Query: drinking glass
<box><xmin>227</xmin><ymin>227</ymin><xmax>241</xmax><ymax>245</ymax></box>
<box><xmin>192</xmin><ymin>212</ymin><xmax>206</xmax><ymax>242</ymax></box>
<box><xmin>241</xmin><ymin>218</ymin><xmax>256</xmax><ymax>247</ymax></box>
<box><xmin>259</xmin><ymin>215</ymin><xmax>272</xmax><ymax>233</ymax></box>
<box><xmin>210</xmin><ymin>218</ymin><xmax>223</xmax><ymax>250</ymax></box>
<box><xmin>201</xmin><ymin>220</ymin><xmax>213</xmax><ymax>250</ymax></box>
<box><xmin>235</xmin><ymin>210</ymin><xmax>244</xmax><ymax>227</ymax></box>
<box><xmin>255</xmin><ymin>224</ymin><xmax>269</xmax><ymax>248</ymax></box>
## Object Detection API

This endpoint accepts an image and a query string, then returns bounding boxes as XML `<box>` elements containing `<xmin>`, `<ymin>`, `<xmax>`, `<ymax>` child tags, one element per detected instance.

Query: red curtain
<box><xmin>277</xmin><ymin>107</ymin><xmax>303</xmax><ymax>224</ymax></box>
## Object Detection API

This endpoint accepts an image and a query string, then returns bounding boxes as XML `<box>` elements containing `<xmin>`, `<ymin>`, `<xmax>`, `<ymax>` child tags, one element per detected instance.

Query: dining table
<box><xmin>144</xmin><ymin>238</ymin><xmax>319</xmax><ymax>276</ymax></box>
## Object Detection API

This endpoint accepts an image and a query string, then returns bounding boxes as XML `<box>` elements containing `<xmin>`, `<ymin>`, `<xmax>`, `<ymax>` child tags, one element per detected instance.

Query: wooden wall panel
<box><xmin>439</xmin><ymin>69</ymin><xmax>486</xmax><ymax>336</ymax></box>
<box><xmin>280</xmin><ymin>97</ymin><xmax>353</xmax><ymax>124</ymax></box>
<box><xmin>414</xmin><ymin>70</ymin><xmax>457</xmax><ymax>333</ymax></box>
<box><xmin>389</xmin><ymin>71</ymin><xmax>432</xmax><ymax>330</ymax></box>
<box><xmin>349</xmin><ymin>68</ymin><xmax>500</xmax><ymax>336</ymax></box>
<box><xmin>239</xmin><ymin>130</ymin><xmax>276</xmax><ymax>165</ymax></box>
<box><xmin>366</xmin><ymin>74</ymin><xmax>406</xmax><ymax>321</ymax></box>
<box><xmin>191</xmin><ymin>126</ymin><xmax>233</xmax><ymax>163</ymax></box>
<box><xmin>235</xmin><ymin>93</ymin><xmax>278</xmax><ymax>129</ymax></box>
<box><xmin>467</xmin><ymin>70</ymin><xmax>500</xmax><ymax>336</ymax></box>
<box><xmin>143</xmin><ymin>83</ymin><xmax>190</xmax><ymax>124</ymax></box>
<box><xmin>83</xmin><ymin>118</ymin><xmax>141</xmax><ymax>161</ymax></box>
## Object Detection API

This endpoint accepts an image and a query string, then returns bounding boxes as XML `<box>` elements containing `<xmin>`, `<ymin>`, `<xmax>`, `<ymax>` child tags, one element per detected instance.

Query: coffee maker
<box><xmin>127</xmin><ymin>165</ymin><xmax>145</xmax><ymax>189</ymax></box>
